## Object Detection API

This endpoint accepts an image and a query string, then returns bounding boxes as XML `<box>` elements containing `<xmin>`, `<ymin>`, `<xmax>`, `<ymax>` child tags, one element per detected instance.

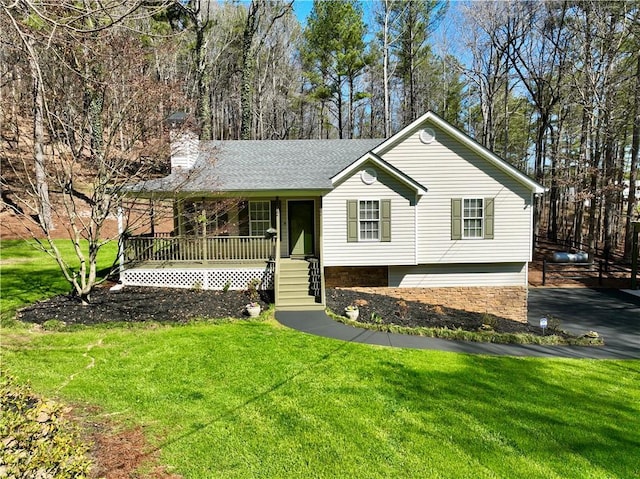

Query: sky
<box><xmin>290</xmin><ymin>0</ymin><xmax>466</xmax><ymax>63</ymax></box>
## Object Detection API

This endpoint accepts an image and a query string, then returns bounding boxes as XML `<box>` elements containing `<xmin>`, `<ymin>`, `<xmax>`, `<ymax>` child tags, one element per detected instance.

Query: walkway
<box><xmin>275</xmin><ymin>288</ymin><xmax>640</xmax><ymax>359</ymax></box>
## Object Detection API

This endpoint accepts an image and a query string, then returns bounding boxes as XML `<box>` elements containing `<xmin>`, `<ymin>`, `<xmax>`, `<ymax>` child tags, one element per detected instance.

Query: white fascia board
<box><xmin>331</xmin><ymin>152</ymin><xmax>428</xmax><ymax>196</ymax></box>
<box><xmin>372</xmin><ymin>111</ymin><xmax>546</xmax><ymax>195</ymax></box>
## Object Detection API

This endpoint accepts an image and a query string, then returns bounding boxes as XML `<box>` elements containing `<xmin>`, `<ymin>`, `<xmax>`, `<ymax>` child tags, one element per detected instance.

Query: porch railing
<box><xmin>125</xmin><ymin>235</ymin><xmax>275</xmax><ymax>263</ymax></box>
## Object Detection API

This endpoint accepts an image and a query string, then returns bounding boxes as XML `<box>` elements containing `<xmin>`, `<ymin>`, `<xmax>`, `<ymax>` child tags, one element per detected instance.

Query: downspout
<box><xmin>111</xmin><ymin>203</ymin><xmax>127</xmax><ymax>291</ymax></box>
<box><xmin>414</xmin><ymin>194</ymin><xmax>419</xmax><ymax>266</ymax></box>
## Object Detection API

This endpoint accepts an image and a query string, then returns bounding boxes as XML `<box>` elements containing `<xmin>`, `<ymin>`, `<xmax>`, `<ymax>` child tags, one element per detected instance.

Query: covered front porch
<box><xmin>119</xmin><ymin>195</ymin><xmax>325</xmax><ymax>309</ymax></box>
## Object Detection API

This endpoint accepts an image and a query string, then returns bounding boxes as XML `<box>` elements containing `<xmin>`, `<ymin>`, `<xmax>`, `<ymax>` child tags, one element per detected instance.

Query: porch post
<box><xmin>275</xmin><ymin>200</ymin><xmax>281</xmax><ymax>301</ymax></box>
<box><xmin>632</xmin><ymin>222</ymin><xmax>639</xmax><ymax>289</ymax></box>
<box><xmin>149</xmin><ymin>199</ymin><xmax>155</xmax><ymax>237</ymax></box>
<box><xmin>117</xmin><ymin>205</ymin><xmax>125</xmax><ymax>274</ymax></box>
<box><xmin>319</xmin><ymin>197</ymin><xmax>326</xmax><ymax>306</ymax></box>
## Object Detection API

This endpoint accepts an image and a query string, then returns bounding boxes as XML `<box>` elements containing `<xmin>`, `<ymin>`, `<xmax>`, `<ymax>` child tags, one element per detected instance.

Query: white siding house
<box><xmin>321</xmin><ymin>113</ymin><xmax>543</xmax><ymax>289</ymax></box>
<box><xmin>124</xmin><ymin>111</ymin><xmax>544</xmax><ymax>316</ymax></box>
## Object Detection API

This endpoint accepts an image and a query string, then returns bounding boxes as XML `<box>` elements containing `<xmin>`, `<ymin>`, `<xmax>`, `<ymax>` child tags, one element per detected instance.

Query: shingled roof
<box><xmin>130</xmin><ymin>138</ymin><xmax>384</xmax><ymax>194</ymax></box>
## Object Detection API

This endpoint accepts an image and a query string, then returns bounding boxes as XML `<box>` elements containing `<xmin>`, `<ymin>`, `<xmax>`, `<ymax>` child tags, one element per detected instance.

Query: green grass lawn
<box><xmin>0</xmin><ymin>239</ymin><xmax>118</xmax><ymax>321</ymax></box>
<box><xmin>3</xmin><ymin>322</ymin><xmax>639</xmax><ymax>478</ymax></box>
<box><xmin>2</xmin><ymin>239</ymin><xmax>640</xmax><ymax>478</ymax></box>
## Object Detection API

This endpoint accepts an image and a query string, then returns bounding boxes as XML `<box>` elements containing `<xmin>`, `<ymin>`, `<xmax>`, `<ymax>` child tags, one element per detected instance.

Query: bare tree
<box><xmin>1</xmin><ymin>0</ymin><xmax>185</xmax><ymax>303</ymax></box>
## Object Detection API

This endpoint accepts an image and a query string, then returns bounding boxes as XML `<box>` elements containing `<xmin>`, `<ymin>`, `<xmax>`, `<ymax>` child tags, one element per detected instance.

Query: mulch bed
<box><xmin>326</xmin><ymin>288</ymin><xmax>548</xmax><ymax>336</ymax></box>
<box><xmin>17</xmin><ymin>286</ymin><xmax>271</xmax><ymax>325</ymax></box>
<box><xmin>18</xmin><ymin>284</ymin><xmax>549</xmax><ymax>337</ymax></box>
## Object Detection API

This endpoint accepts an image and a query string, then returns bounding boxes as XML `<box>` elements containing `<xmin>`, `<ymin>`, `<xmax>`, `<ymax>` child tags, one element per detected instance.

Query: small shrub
<box><xmin>42</xmin><ymin>319</ymin><xmax>67</xmax><ymax>332</ymax></box>
<box><xmin>548</xmin><ymin>316</ymin><xmax>562</xmax><ymax>331</ymax></box>
<box><xmin>0</xmin><ymin>376</ymin><xmax>92</xmax><ymax>478</ymax></box>
<box><xmin>481</xmin><ymin>313</ymin><xmax>498</xmax><ymax>330</ymax></box>
<box><xmin>370</xmin><ymin>312</ymin><xmax>384</xmax><ymax>324</ymax></box>
<box><xmin>192</xmin><ymin>281</ymin><xmax>202</xmax><ymax>291</ymax></box>
<box><xmin>433</xmin><ymin>305</ymin><xmax>445</xmax><ymax>315</ymax></box>
<box><xmin>222</xmin><ymin>280</ymin><xmax>232</xmax><ymax>293</ymax></box>
<box><xmin>245</xmin><ymin>278</ymin><xmax>260</xmax><ymax>303</ymax></box>
<box><xmin>395</xmin><ymin>300</ymin><xmax>409</xmax><ymax>320</ymax></box>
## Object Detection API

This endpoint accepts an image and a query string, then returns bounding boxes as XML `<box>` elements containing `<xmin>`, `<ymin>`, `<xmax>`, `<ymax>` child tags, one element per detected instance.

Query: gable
<box><xmin>373</xmin><ymin>111</ymin><xmax>545</xmax><ymax>195</ymax></box>
<box><xmin>331</xmin><ymin>152</ymin><xmax>428</xmax><ymax>197</ymax></box>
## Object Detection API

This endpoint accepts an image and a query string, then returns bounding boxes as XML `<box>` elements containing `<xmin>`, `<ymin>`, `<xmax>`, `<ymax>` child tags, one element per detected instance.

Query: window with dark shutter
<box><xmin>451</xmin><ymin>197</ymin><xmax>495</xmax><ymax>240</ymax></box>
<box><xmin>347</xmin><ymin>199</ymin><xmax>392</xmax><ymax>242</ymax></box>
<box><xmin>347</xmin><ymin>200</ymin><xmax>358</xmax><ymax>242</ymax></box>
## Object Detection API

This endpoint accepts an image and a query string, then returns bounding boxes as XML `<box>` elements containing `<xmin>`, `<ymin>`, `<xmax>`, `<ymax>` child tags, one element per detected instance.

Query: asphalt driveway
<box><xmin>276</xmin><ymin>288</ymin><xmax>640</xmax><ymax>359</ymax></box>
<box><xmin>527</xmin><ymin>288</ymin><xmax>640</xmax><ymax>359</ymax></box>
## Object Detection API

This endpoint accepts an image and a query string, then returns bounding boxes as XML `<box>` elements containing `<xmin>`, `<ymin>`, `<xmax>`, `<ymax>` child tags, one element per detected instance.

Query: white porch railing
<box><xmin>125</xmin><ymin>235</ymin><xmax>275</xmax><ymax>263</ymax></box>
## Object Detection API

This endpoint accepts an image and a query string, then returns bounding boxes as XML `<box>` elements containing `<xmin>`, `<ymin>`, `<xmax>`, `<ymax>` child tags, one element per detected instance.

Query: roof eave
<box><xmin>331</xmin><ymin>152</ymin><xmax>428</xmax><ymax>196</ymax></box>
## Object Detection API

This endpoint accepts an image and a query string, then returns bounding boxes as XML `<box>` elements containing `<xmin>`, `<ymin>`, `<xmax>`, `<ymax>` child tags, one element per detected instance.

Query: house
<box><xmin>122</xmin><ymin>111</ymin><xmax>544</xmax><ymax>322</ymax></box>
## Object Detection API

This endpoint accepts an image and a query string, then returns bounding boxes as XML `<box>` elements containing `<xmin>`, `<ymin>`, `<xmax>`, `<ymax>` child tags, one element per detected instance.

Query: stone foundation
<box><xmin>324</xmin><ymin>266</ymin><xmax>389</xmax><ymax>288</ymax></box>
<box><xmin>341</xmin><ymin>286</ymin><xmax>528</xmax><ymax>323</ymax></box>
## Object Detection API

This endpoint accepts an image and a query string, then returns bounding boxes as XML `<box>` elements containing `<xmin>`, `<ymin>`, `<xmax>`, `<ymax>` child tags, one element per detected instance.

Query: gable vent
<box><xmin>419</xmin><ymin>128</ymin><xmax>435</xmax><ymax>144</ymax></box>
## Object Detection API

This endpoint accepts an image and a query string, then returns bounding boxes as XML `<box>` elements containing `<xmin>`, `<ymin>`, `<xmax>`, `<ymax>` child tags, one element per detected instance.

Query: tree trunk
<box><xmin>382</xmin><ymin>2</ymin><xmax>391</xmax><ymax>137</ymax></box>
<box><xmin>29</xmin><ymin>39</ymin><xmax>52</xmax><ymax>232</ymax></box>
<box><xmin>625</xmin><ymin>54</ymin><xmax>640</xmax><ymax>260</ymax></box>
<box><xmin>240</xmin><ymin>2</ymin><xmax>259</xmax><ymax>140</ymax></box>
<box><xmin>195</xmin><ymin>27</ymin><xmax>212</xmax><ymax>140</ymax></box>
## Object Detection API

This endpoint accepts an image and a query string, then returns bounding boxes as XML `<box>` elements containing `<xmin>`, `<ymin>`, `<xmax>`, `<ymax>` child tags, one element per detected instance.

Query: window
<box><xmin>359</xmin><ymin>200</ymin><xmax>380</xmax><ymax>241</ymax></box>
<box><xmin>249</xmin><ymin>201</ymin><xmax>271</xmax><ymax>236</ymax></box>
<box><xmin>451</xmin><ymin>198</ymin><xmax>494</xmax><ymax>240</ymax></box>
<box><xmin>463</xmin><ymin>198</ymin><xmax>484</xmax><ymax>238</ymax></box>
<box><xmin>347</xmin><ymin>199</ymin><xmax>391</xmax><ymax>243</ymax></box>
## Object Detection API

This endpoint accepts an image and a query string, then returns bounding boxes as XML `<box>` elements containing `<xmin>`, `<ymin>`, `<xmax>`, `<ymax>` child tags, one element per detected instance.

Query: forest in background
<box><xmin>1</xmin><ymin>0</ymin><xmax>639</xmax><ymax>264</ymax></box>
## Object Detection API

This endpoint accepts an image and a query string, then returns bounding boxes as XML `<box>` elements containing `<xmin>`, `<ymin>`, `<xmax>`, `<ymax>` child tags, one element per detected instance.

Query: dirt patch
<box><xmin>71</xmin><ymin>406</ymin><xmax>181</xmax><ymax>479</ymax></box>
<box><xmin>89</xmin><ymin>426</ymin><xmax>180</xmax><ymax>479</ymax></box>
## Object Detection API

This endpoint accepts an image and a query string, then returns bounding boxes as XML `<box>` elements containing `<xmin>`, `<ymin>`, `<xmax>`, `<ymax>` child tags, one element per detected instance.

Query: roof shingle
<box><xmin>131</xmin><ymin>138</ymin><xmax>383</xmax><ymax>194</ymax></box>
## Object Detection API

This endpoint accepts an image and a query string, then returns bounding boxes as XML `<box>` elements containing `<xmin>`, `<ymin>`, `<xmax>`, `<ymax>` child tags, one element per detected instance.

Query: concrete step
<box><xmin>279</xmin><ymin>283</ymin><xmax>311</xmax><ymax>294</ymax></box>
<box><xmin>276</xmin><ymin>303</ymin><xmax>326</xmax><ymax>312</ymax></box>
<box><xmin>276</xmin><ymin>294</ymin><xmax>322</xmax><ymax>306</ymax></box>
<box><xmin>279</xmin><ymin>261</ymin><xmax>310</xmax><ymax>272</ymax></box>
<box><xmin>277</xmin><ymin>290</ymin><xmax>315</xmax><ymax>301</ymax></box>
<box><xmin>279</xmin><ymin>273</ymin><xmax>310</xmax><ymax>283</ymax></box>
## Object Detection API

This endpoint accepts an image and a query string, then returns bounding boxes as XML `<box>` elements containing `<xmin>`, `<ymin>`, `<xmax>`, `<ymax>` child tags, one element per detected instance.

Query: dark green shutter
<box><xmin>270</xmin><ymin>200</ymin><xmax>277</xmax><ymax>230</ymax></box>
<box><xmin>347</xmin><ymin>200</ymin><xmax>358</xmax><ymax>242</ymax></box>
<box><xmin>238</xmin><ymin>201</ymin><xmax>249</xmax><ymax>236</ymax></box>
<box><xmin>381</xmin><ymin>199</ymin><xmax>391</xmax><ymax>242</ymax></box>
<box><xmin>451</xmin><ymin>198</ymin><xmax>462</xmax><ymax>240</ymax></box>
<box><xmin>484</xmin><ymin>197</ymin><xmax>494</xmax><ymax>239</ymax></box>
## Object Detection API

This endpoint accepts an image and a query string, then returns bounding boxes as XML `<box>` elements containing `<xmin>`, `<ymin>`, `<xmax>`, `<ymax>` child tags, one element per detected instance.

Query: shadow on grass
<box><xmin>374</xmin><ymin>354</ymin><xmax>640</xmax><ymax>477</ymax></box>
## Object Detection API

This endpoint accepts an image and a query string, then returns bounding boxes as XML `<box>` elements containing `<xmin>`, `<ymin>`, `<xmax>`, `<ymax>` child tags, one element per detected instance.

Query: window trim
<box><xmin>462</xmin><ymin>197</ymin><xmax>484</xmax><ymax>240</ymax></box>
<box><xmin>248</xmin><ymin>200</ymin><xmax>271</xmax><ymax>237</ymax></box>
<box><xmin>358</xmin><ymin>199</ymin><xmax>381</xmax><ymax>242</ymax></box>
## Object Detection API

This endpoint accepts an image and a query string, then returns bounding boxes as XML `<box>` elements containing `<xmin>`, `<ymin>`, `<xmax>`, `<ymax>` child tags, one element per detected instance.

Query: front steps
<box><xmin>276</xmin><ymin>259</ymin><xmax>324</xmax><ymax>311</ymax></box>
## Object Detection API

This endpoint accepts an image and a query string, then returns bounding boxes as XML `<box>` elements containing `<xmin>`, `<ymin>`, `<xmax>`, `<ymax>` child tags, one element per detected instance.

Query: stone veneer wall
<box><xmin>344</xmin><ymin>286</ymin><xmax>528</xmax><ymax>323</ymax></box>
<box><xmin>324</xmin><ymin>266</ymin><xmax>528</xmax><ymax>322</ymax></box>
<box><xmin>324</xmin><ymin>266</ymin><xmax>389</xmax><ymax>288</ymax></box>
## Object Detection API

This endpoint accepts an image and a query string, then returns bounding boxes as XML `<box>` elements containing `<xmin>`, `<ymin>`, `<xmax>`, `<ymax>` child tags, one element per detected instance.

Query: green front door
<box><xmin>288</xmin><ymin>200</ymin><xmax>315</xmax><ymax>256</ymax></box>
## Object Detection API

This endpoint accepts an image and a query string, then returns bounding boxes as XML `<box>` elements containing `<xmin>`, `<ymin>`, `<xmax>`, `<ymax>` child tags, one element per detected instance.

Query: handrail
<box><xmin>125</xmin><ymin>235</ymin><xmax>273</xmax><ymax>263</ymax></box>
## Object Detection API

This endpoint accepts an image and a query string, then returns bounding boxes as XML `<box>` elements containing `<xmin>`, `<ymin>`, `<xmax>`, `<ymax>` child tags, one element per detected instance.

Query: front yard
<box><xmin>3</xmin><ymin>320</ymin><xmax>639</xmax><ymax>478</ymax></box>
<box><xmin>2</xmin><ymin>239</ymin><xmax>640</xmax><ymax>478</ymax></box>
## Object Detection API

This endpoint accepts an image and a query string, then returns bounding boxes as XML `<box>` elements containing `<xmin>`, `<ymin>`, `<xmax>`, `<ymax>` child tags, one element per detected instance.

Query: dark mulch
<box><xmin>17</xmin><ymin>286</ymin><xmax>271</xmax><ymax>325</ymax></box>
<box><xmin>19</xmin><ymin>284</ymin><xmax>549</xmax><ymax>338</ymax></box>
<box><xmin>326</xmin><ymin>288</ymin><xmax>549</xmax><ymax>336</ymax></box>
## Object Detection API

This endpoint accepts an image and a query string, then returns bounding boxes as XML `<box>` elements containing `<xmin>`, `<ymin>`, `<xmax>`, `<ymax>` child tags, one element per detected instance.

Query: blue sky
<box><xmin>292</xmin><ymin>0</ymin><xmax>314</xmax><ymax>24</ymax></box>
<box><xmin>291</xmin><ymin>0</ymin><xmax>467</xmax><ymax>67</ymax></box>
